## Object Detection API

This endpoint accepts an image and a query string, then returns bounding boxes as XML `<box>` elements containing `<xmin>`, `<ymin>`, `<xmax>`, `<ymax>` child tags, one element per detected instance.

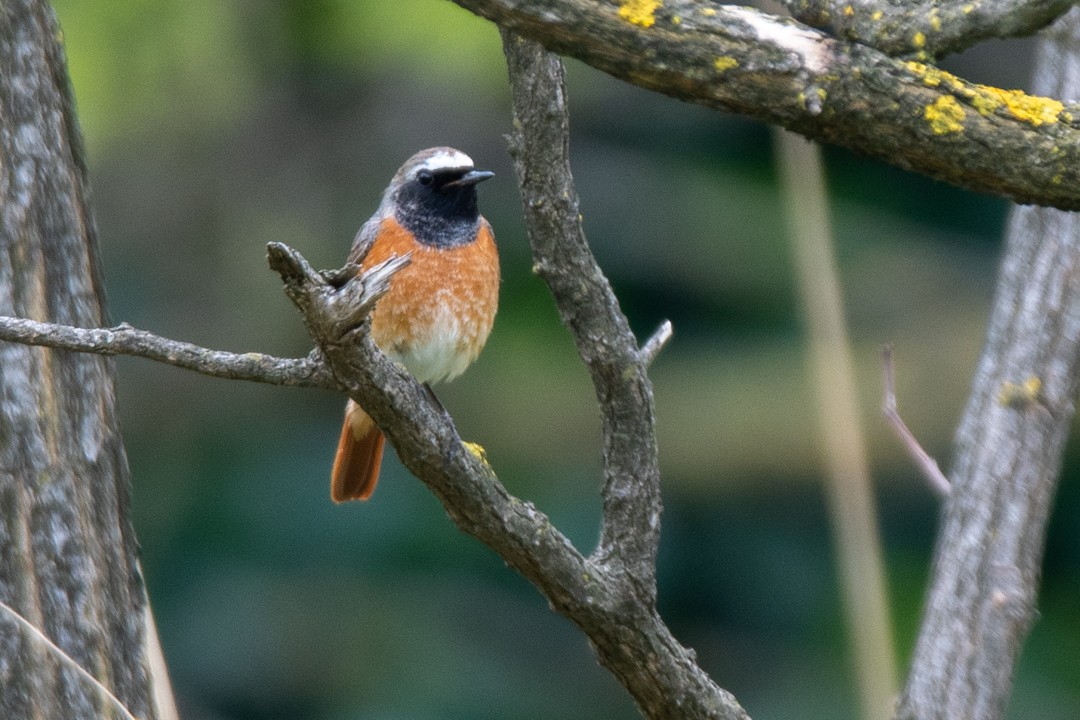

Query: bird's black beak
<box><xmin>445</xmin><ymin>169</ymin><xmax>495</xmax><ymax>188</ymax></box>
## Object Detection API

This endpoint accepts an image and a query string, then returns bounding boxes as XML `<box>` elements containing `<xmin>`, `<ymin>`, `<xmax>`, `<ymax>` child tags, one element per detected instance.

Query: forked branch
<box><xmin>501</xmin><ymin>31</ymin><xmax>746</xmax><ymax>719</ymax></box>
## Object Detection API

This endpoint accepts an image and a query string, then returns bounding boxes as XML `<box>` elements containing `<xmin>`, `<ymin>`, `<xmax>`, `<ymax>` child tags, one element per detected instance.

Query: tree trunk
<box><xmin>896</xmin><ymin>10</ymin><xmax>1080</xmax><ymax>719</ymax></box>
<box><xmin>0</xmin><ymin>2</ymin><xmax>158</xmax><ymax>718</ymax></box>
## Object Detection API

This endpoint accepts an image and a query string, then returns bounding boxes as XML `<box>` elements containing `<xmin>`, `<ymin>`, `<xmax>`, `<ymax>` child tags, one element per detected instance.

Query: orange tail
<box><xmin>330</xmin><ymin>408</ymin><xmax>385</xmax><ymax>502</ymax></box>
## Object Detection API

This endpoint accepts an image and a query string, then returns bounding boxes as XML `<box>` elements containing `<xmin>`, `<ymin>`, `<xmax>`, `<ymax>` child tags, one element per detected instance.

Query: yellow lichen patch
<box><xmin>619</xmin><ymin>0</ymin><xmax>662</xmax><ymax>27</ymax></box>
<box><xmin>700</xmin><ymin>7</ymin><xmax>717</xmax><ymax>16</ymax></box>
<box><xmin>672</xmin><ymin>14</ymin><xmax>681</xmax><ymax>24</ymax></box>
<box><xmin>962</xmin><ymin>3</ymin><xmax>976</xmax><ymax>12</ymax></box>
<box><xmin>843</xmin><ymin>4</ymin><xmax>854</xmax><ymax>16</ymax></box>
<box><xmin>907</xmin><ymin>61</ymin><xmax>1065</xmax><ymax>127</ymax></box>
<box><xmin>714</xmin><ymin>56</ymin><xmax>738</xmax><ymax>73</ymax></box>
<box><xmin>908</xmin><ymin>60</ymin><xmax>940</xmax><ymax>86</ymax></box>
<box><xmin>462</xmin><ymin>441</ymin><xmax>490</xmax><ymax>465</ymax></box>
<box><xmin>871</xmin><ymin>10</ymin><xmax>883</xmax><ymax>20</ymax></box>
<box><xmin>925</xmin><ymin>96</ymin><xmax>965</xmax><ymax>135</ymax></box>
<box><xmin>974</xmin><ymin>85</ymin><xmax>1064</xmax><ymax>126</ymax></box>
<box><xmin>912</xmin><ymin>31</ymin><xmax>926</xmax><ymax>48</ymax></box>
<box><xmin>970</xmin><ymin>91</ymin><xmax>1002</xmax><ymax>117</ymax></box>
<box><xmin>929</xmin><ymin>11</ymin><xmax>942</xmax><ymax>30</ymax></box>
<box><xmin>905</xmin><ymin>61</ymin><xmax>966</xmax><ymax>92</ymax></box>
<box><xmin>998</xmin><ymin>376</ymin><xmax>1042</xmax><ymax>408</ymax></box>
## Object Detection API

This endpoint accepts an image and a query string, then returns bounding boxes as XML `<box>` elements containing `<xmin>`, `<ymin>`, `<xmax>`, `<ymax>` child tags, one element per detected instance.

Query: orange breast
<box><xmin>360</xmin><ymin>216</ymin><xmax>499</xmax><ymax>384</ymax></box>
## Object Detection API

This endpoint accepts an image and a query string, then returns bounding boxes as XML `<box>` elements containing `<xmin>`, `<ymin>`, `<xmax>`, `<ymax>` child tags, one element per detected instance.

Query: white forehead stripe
<box><xmin>421</xmin><ymin>149</ymin><xmax>474</xmax><ymax>171</ymax></box>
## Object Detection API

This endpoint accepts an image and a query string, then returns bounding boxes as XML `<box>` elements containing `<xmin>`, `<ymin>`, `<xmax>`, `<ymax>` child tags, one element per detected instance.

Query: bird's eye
<box><xmin>417</xmin><ymin>170</ymin><xmax>434</xmax><ymax>186</ymax></box>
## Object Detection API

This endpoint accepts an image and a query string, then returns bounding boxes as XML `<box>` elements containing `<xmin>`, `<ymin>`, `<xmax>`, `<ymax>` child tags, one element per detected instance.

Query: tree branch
<box><xmin>265</xmin><ymin>241</ymin><xmax>410</xmax><ymax>348</ymax></box>
<box><xmin>502</xmin><ymin>28</ymin><xmax>664</xmax><ymax>589</ymax></box>
<box><xmin>0</xmin><ymin>315</ymin><xmax>335</xmax><ymax>388</ymax></box>
<box><xmin>0</xmin><ymin>232</ymin><xmax>716</xmax><ymax>720</ymax></box>
<box><xmin>500</xmin><ymin>31</ymin><xmax>750</xmax><ymax>720</ymax></box>
<box><xmin>0</xmin><ymin>240</ymin><xmax>413</xmax><ymax>391</ymax></box>
<box><xmin>784</xmin><ymin>0</ymin><xmax>1075</xmax><ymax>59</ymax></box>
<box><xmin>773</xmin><ymin>129</ymin><xmax>898</xmax><ymax>719</ymax></box>
<box><xmin>451</xmin><ymin>0</ymin><xmax>1080</xmax><ymax>210</ymax></box>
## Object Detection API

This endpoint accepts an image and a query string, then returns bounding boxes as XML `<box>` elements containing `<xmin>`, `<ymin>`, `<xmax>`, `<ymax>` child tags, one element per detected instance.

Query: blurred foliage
<box><xmin>50</xmin><ymin>1</ymin><xmax>1080</xmax><ymax>718</ymax></box>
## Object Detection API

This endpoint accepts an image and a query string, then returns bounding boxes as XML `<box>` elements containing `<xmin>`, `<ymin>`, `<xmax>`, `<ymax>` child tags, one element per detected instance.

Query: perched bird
<box><xmin>330</xmin><ymin>147</ymin><xmax>499</xmax><ymax>502</ymax></box>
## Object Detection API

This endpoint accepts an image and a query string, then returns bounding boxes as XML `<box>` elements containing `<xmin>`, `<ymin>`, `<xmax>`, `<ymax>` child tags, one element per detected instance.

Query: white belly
<box><xmin>385</xmin><ymin>305</ymin><xmax>478</xmax><ymax>384</ymax></box>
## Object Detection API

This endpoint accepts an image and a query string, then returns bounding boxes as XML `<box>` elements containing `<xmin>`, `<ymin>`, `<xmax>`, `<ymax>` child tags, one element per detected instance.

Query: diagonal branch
<box><xmin>881</xmin><ymin>344</ymin><xmax>952</xmax><ymax>498</ymax></box>
<box><xmin>452</xmin><ymin>0</ymin><xmax>1080</xmax><ymax>211</ymax></box>
<box><xmin>272</xmin><ymin>237</ymin><xmax>750</xmax><ymax>720</ymax></box>
<box><xmin>640</xmin><ymin>320</ymin><xmax>674</xmax><ymax>368</ymax></box>
<box><xmin>0</xmin><ymin>601</ymin><xmax>138</xmax><ymax>720</ymax></box>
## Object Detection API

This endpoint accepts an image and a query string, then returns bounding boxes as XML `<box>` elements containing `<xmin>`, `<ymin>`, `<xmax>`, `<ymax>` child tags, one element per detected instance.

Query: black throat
<box><xmin>394</xmin><ymin>181</ymin><xmax>481</xmax><ymax>249</ymax></box>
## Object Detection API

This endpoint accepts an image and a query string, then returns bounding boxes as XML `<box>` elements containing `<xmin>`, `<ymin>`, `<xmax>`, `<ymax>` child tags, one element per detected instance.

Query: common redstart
<box><xmin>330</xmin><ymin>147</ymin><xmax>499</xmax><ymax>502</ymax></box>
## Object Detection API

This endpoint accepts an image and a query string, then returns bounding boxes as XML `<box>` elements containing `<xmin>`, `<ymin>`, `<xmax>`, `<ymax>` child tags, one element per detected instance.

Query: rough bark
<box><xmin>896</xmin><ymin>11</ymin><xmax>1080</xmax><ymax>720</ymax></box>
<box><xmin>451</xmin><ymin>0</ymin><xmax>1080</xmax><ymax>211</ymax></box>
<box><xmin>501</xmin><ymin>28</ymin><xmax>664</xmax><ymax>591</ymax></box>
<box><xmin>504</xmin><ymin>32</ymin><xmax>741</xmax><ymax>717</ymax></box>
<box><xmin>784</xmin><ymin>0</ymin><xmax>1075</xmax><ymax>58</ymax></box>
<box><xmin>0</xmin><ymin>1</ymin><xmax>157</xmax><ymax>719</ymax></box>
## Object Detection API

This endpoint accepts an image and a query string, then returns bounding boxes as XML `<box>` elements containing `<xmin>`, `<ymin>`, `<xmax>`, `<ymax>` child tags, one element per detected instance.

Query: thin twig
<box><xmin>639</xmin><ymin>320</ymin><xmax>674</xmax><ymax>368</ymax></box>
<box><xmin>143</xmin><ymin>601</ymin><xmax>179</xmax><ymax>720</ymax></box>
<box><xmin>882</xmin><ymin>344</ymin><xmax>952</xmax><ymax>497</ymax></box>
<box><xmin>0</xmin><ymin>600</ymin><xmax>140</xmax><ymax>720</ymax></box>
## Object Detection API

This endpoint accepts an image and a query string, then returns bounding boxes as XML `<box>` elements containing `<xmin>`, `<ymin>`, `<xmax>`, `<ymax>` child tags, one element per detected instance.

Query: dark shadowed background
<box><xmin>50</xmin><ymin>1</ymin><xmax>1080</xmax><ymax>718</ymax></box>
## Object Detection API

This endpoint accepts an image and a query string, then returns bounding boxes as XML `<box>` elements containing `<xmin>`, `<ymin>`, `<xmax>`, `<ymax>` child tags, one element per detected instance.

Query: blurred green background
<box><xmin>50</xmin><ymin>1</ymin><xmax>1080</xmax><ymax>719</ymax></box>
